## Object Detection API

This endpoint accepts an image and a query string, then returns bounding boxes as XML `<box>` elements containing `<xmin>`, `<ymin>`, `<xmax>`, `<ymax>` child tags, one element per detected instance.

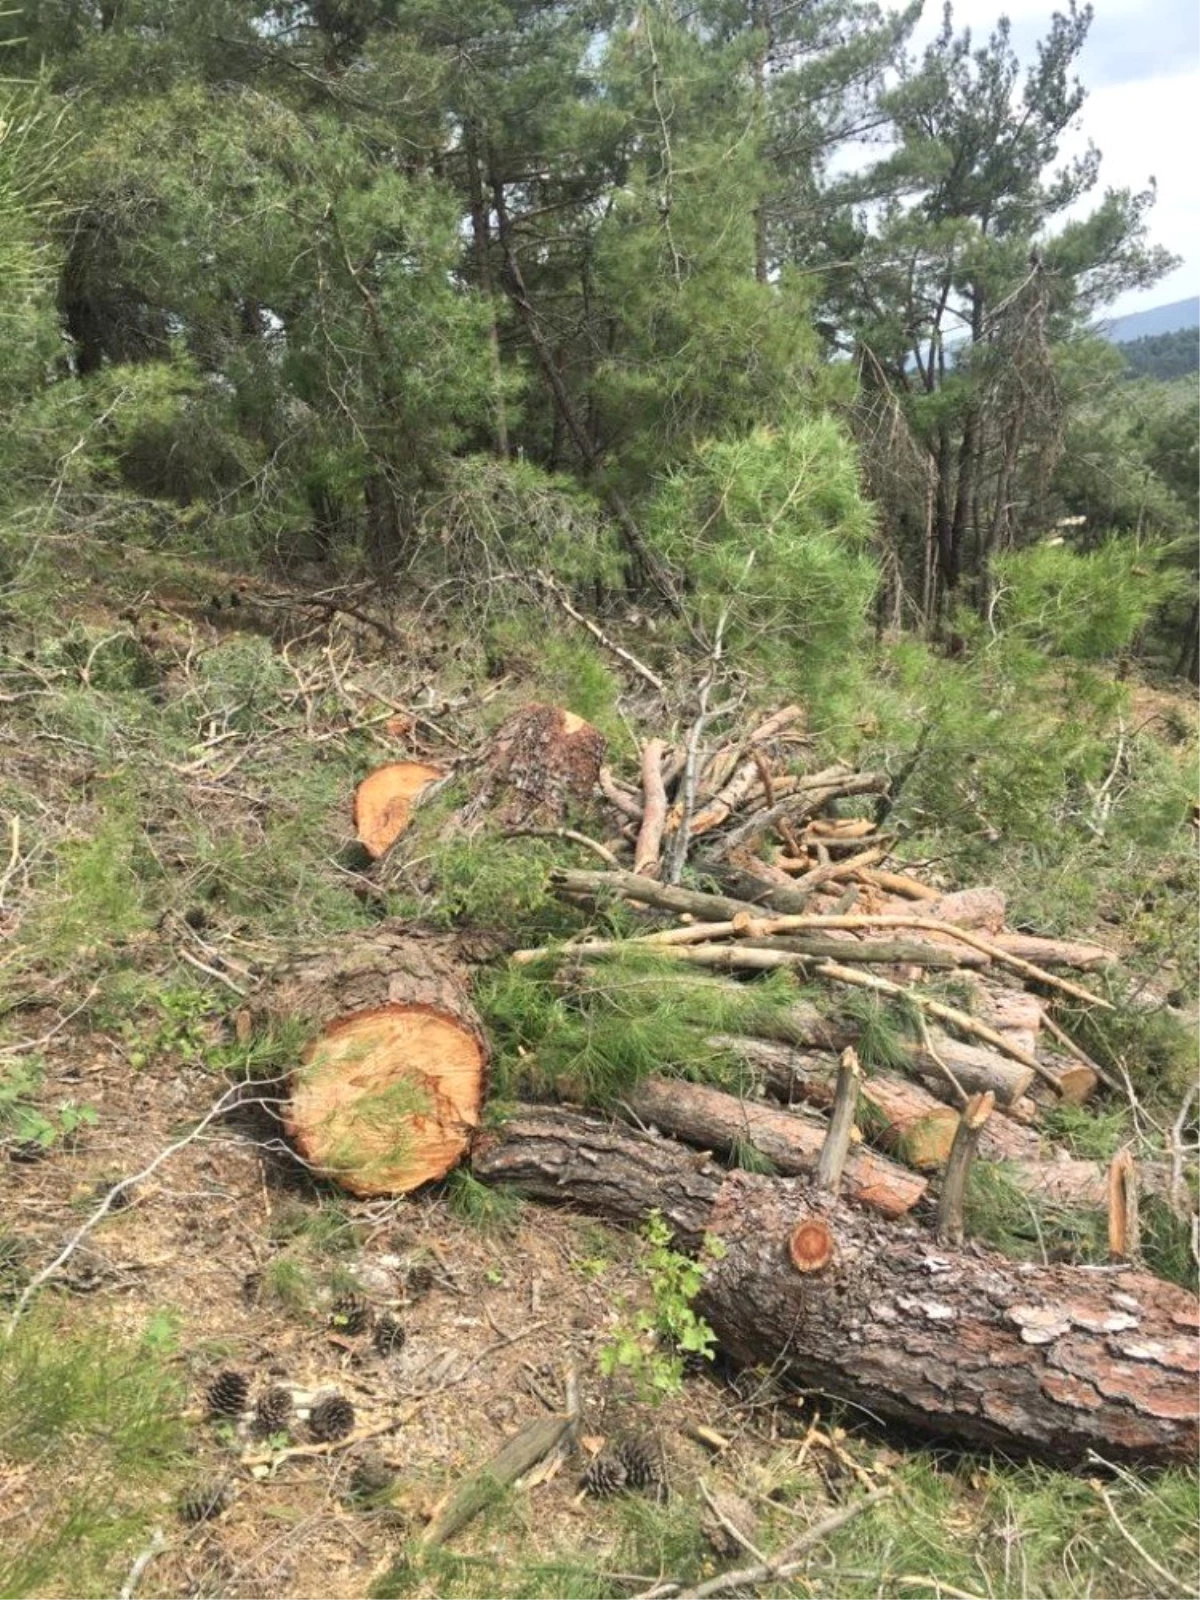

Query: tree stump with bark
<box><xmin>252</xmin><ymin>926</ymin><xmax>488</xmax><ymax>1196</ymax></box>
<box><xmin>459</xmin><ymin>703</ymin><xmax>605</xmax><ymax>831</ymax></box>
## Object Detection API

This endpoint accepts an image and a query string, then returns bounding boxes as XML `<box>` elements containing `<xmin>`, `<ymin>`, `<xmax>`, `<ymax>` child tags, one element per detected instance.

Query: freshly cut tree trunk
<box><xmin>252</xmin><ymin>927</ymin><xmax>488</xmax><ymax>1197</ymax></box>
<box><xmin>624</xmin><ymin>1077</ymin><xmax>927</xmax><ymax>1217</ymax></box>
<box><xmin>353</xmin><ymin>761</ymin><xmax>444</xmax><ymax>858</ymax></box>
<box><xmin>473</xmin><ymin>1110</ymin><xmax>1199</xmax><ymax>1467</ymax></box>
<box><xmin>461</xmin><ymin>703</ymin><xmax>605</xmax><ymax>831</ymax></box>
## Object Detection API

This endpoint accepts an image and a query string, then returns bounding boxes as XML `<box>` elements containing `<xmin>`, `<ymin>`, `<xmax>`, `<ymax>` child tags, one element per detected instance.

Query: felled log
<box><xmin>353</xmin><ymin>761</ymin><xmax>444</xmax><ymax>858</ymax></box>
<box><xmin>991</xmin><ymin>932</ymin><xmax>1116</xmax><ymax>970</ymax></box>
<box><xmin>473</xmin><ymin>1110</ymin><xmax>1199</xmax><ymax>1467</ymax></box>
<box><xmin>460</xmin><ymin>703</ymin><xmax>605</xmax><ymax>830</ymax></box>
<box><xmin>712</xmin><ymin>1034</ymin><xmax>962</xmax><ymax>1171</ymax></box>
<box><xmin>710</xmin><ymin>1035</ymin><xmax>1114</xmax><ymax>1206</ymax></box>
<box><xmin>250</xmin><ymin>927</ymin><xmax>488</xmax><ymax>1196</ymax></box>
<box><xmin>624</xmin><ymin>1077</ymin><xmax>927</xmax><ymax>1217</ymax></box>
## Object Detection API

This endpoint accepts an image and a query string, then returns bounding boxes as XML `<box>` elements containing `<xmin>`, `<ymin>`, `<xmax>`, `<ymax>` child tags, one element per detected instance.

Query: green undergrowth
<box><xmin>371</xmin><ymin>1453</ymin><xmax>1198</xmax><ymax>1600</ymax></box>
<box><xmin>0</xmin><ymin>1306</ymin><xmax>187</xmax><ymax>1599</ymax></box>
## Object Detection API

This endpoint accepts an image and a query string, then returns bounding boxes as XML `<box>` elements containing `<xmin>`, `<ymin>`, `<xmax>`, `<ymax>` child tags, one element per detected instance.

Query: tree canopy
<box><xmin>0</xmin><ymin>0</ymin><xmax>1194</xmax><ymax>674</ymax></box>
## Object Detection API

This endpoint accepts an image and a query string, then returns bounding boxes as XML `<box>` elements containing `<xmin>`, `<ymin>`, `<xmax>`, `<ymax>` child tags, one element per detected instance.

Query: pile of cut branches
<box><xmin>504</xmin><ymin>702</ymin><xmax>1179</xmax><ymax>1229</ymax></box>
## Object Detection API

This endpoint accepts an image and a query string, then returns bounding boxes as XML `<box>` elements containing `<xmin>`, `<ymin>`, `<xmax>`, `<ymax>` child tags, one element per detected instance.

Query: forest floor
<box><xmin>1</xmin><ymin>540</ymin><xmax>1197</xmax><ymax>1600</ymax></box>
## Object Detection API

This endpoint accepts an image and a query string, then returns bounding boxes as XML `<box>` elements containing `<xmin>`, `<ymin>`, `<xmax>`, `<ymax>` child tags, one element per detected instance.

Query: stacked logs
<box><xmin>500</xmin><ymin>700</ymin><xmax>1161</xmax><ymax>1232</ymax></box>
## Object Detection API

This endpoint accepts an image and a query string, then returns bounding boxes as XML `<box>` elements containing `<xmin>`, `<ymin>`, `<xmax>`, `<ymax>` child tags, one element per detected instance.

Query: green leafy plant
<box><xmin>600</xmin><ymin>1211</ymin><xmax>724</xmax><ymax>1400</ymax></box>
<box><xmin>0</xmin><ymin>1058</ymin><xmax>98</xmax><ymax>1154</ymax></box>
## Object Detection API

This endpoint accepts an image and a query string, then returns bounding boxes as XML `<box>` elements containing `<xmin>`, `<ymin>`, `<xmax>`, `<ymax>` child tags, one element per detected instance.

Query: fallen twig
<box><xmin>1097</xmin><ymin>1483</ymin><xmax>1188</xmax><ymax>1594</ymax></box>
<box><xmin>7</xmin><ymin>1076</ymin><xmax>278</xmax><ymax>1332</ymax></box>
<box><xmin>533</xmin><ymin>570</ymin><xmax>665</xmax><ymax>692</ymax></box>
<box><xmin>118</xmin><ymin>1529</ymin><xmax>167</xmax><ymax>1600</ymax></box>
<box><xmin>504</xmin><ymin>828</ymin><xmax>621</xmax><ymax>867</ymax></box>
<box><xmin>635</xmin><ymin>1487</ymin><xmax>891</xmax><ymax>1600</ymax></box>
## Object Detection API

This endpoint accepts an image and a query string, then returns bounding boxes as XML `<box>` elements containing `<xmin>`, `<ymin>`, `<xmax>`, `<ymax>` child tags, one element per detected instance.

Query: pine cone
<box><xmin>406</xmin><ymin>1262</ymin><xmax>436</xmax><ymax>1297</ymax></box>
<box><xmin>348</xmin><ymin>1450</ymin><xmax>394</xmax><ymax>1502</ymax></box>
<box><xmin>618</xmin><ymin>1434</ymin><xmax>667</xmax><ymax>1498</ymax></box>
<box><xmin>581</xmin><ymin>1451</ymin><xmax>628</xmax><ymax>1497</ymax></box>
<box><xmin>373</xmin><ymin>1313</ymin><xmax>406</xmax><ymax>1357</ymax></box>
<box><xmin>309</xmin><ymin>1392</ymin><xmax>356</xmax><ymax>1442</ymax></box>
<box><xmin>178</xmin><ymin>1480</ymin><xmax>230</xmax><ymax>1524</ymax></box>
<box><xmin>329</xmin><ymin>1292</ymin><xmax>372</xmax><ymax>1336</ymax></box>
<box><xmin>254</xmin><ymin>1385</ymin><xmax>293</xmax><ymax>1435</ymax></box>
<box><xmin>206</xmin><ymin>1369</ymin><xmax>250</xmax><ymax>1418</ymax></box>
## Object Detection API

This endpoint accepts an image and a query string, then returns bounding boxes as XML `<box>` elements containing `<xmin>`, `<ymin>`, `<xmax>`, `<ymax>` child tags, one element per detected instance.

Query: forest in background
<box><xmin>1118</xmin><ymin>326</ymin><xmax>1199</xmax><ymax>383</ymax></box>
<box><xmin>1</xmin><ymin>0</ymin><xmax>1197</xmax><ymax>666</ymax></box>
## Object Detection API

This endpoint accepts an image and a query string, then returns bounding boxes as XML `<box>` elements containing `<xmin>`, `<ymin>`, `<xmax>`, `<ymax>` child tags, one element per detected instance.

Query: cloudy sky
<box><xmin>906</xmin><ymin>0</ymin><xmax>1200</xmax><ymax>318</ymax></box>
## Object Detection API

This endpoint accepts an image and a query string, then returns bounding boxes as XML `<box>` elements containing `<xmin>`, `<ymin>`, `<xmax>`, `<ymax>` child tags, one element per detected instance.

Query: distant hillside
<box><xmin>1100</xmin><ymin>297</ymin><xmax>1200</xmax><ymax>344</ymax></box>
<box><xmin>1118</xmin><ymin>326</ymin><xmax>1199</xmax><ymax>383</ymax></box>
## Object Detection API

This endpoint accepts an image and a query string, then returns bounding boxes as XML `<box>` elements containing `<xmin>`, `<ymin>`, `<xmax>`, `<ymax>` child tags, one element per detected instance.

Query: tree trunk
<box><xmin>250</xmin><ymin>927</ymin><xmax>488</xmax><ymax>1196</ymax></box>
<box><xmin>473</xmin><ymin>1109</ymin><xmax>1199</xmax><ymax>1467</ymax></box>
<box><xmin>464</xmin><ymin>122</ymin><xmax>509</xmax><ymax>459</ymax></box>
<box><xmin>624</xmin><ymin>1077</ymin><xmax>928</xmax><ymax>1217</ymax></box>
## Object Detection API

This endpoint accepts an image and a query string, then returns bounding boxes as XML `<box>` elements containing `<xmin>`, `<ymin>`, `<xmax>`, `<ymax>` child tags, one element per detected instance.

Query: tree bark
<box><xmin>624</xmin><ymin>1076</ymin><xmax>927</xmax><ymax>1217</ymax></box>
<box><xmin>460</xmin><ymin>704</ymin><xmax>605</xmax><ymax>832</ymax></box>
<box><xmin>472</xmin><ymin>1109</ymin><xmax>1199</xmax><ymax>1466</ymax></box>
<box><xmin>250</xmin><ymin>926</ymin><xmax>488</xmax><ymax>1196</ymax></box>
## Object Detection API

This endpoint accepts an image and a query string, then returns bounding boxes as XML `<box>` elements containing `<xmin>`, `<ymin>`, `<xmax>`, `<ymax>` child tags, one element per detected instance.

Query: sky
<box><xmin>904</xmin><ymin>0</ymin><xmax>1200</xmax><ymax>318</ymax></box>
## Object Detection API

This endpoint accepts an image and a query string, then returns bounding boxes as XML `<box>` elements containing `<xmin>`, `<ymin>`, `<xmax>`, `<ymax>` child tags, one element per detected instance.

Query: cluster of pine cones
<box><xmin>204</xmin><ymin>1368</ymin><xmax>356</xmax><ymax>1444</ymax></box>
<box><xmin>328</xmin><ymin>1291</ymin><xmax>410</xmax><ymax>1358</ymax></box>
<box><xmin>581</xmin><ymin>1434</ymin><xmax>667</xmax><ymax>1501</ymax></box>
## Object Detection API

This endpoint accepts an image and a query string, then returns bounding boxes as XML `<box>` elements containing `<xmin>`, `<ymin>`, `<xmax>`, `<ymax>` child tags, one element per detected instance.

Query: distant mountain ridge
<box><xmin>1099</xmin><ymin>297</ymin><xmax>1199</xmax><ymax>345</ymax></box>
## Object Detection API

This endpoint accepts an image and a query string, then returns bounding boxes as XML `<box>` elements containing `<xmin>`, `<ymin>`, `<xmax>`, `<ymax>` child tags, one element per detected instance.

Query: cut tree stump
<box><xmin>472</xmin><ymin>1109</ymin><xmax>1200</xmax><ymax>1467</ymax></box>
<box><xmin>353</xmin><ymin>761</ymin><xmax>445</xmax><ymax>859</ymax></box>
<box><xmin>460</xmin><ymin>703</ymin><xmax>605</xmax><ymax>831</ymax></box>
<box><xmin>251</xmin><ymin>927</ymin><xmax>488</xmax><ymax>1196</ymax></box>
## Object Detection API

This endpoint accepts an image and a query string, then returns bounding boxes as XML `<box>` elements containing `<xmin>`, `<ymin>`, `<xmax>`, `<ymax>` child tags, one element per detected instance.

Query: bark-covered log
<box><xmin>712</xmin><ymin>1035</ymin><xmax>1115</xmax><ymax>1206</ymax></box>
<box><xmin>735</xmin><ymin>1000</ymin><xmax>1037</xmax><ymax>1107</ymax></box>
<box><xmin>624</xmin><ymin>1077</ymin><xmax>927</xmax><ymax>1217</ymax></box>
<box><xmin>472</xmin><ymin>1110</ymin><xmax>1199</xmax><ymax>1467</ymax></box>
<box><xmin>251</xmin><ymin>927</ymin><xmax>488</xmax><ymax>1196</ymax></box>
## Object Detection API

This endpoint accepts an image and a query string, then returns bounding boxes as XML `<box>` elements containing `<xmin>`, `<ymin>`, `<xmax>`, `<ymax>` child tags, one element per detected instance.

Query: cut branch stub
<box><xmin>257</xmin><ymin>927</ymin><xmax>488</xmax><ymax>1197</ymax></box>
<box><xmin>788</xmin><ymin>1219</ymin><xmax>833</xmax><ymax>1274</ymax></box>
<box><xmin>354</xmin><ymin>761</ymin><xmax>444</xmax><ymax>859</ymax></box>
